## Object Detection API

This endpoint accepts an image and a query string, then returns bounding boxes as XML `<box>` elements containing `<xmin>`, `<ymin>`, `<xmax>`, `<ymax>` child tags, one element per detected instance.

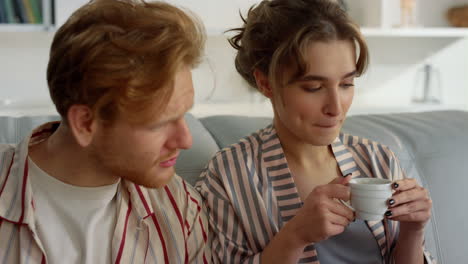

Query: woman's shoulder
<box><xmin>339</xmin><ymin>132</ymin><xmax>396</xmax><ymax>158</ymax></box>
<box><xmin>212</xmin><ymin>124</ymin><xmax>275</xmax><ymax>157</ymax></box>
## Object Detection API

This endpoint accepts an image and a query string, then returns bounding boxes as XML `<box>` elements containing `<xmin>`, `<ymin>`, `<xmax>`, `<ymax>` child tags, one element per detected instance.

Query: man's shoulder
<box><xmin>0</xmin><ymin>143</ymin><xmax>16</xmax><ymax>169</ymax></box>
<box><xmin>0</xmin><ymin>143</ymin><xmax>15</xmax><ymax>152</ymax></box>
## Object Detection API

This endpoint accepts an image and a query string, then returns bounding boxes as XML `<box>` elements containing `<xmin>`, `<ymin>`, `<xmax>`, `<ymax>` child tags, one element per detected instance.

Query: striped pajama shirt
<box><xmin>0</xmin><ymin>122</ymin><xmax>211</xmax><ymax>264</ymax></box>
<box><xmin>196</xmin><ymin>124</ymin><xmax>435</xmax><ymax>264</ymax></box>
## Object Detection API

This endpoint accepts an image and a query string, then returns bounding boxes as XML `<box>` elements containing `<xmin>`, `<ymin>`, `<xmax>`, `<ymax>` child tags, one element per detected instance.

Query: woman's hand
<box><xmin>389</xmin><ymin>179</ymin><xmax>431</xmax><ymax>263</ymax></box>
<box><xmin>288</xmin><ymin>175</ymin><xmax>355</xmax><ymax>244</ymax></box>
<box><xmin>261</xmin><ymin>175</ymin><xmax>354</xmax><ymax>264</ymax></box>
<box><xmin>386</xmin><ymin>178</ymin><xmax>432</xmax><ymax>232</ymax></box>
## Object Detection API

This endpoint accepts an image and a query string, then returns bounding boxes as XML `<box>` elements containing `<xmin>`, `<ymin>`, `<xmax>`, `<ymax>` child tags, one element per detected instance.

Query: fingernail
<box><xmin>388</xmin><ymin>199</ymin><xmax>395</xmax><ymax>206</ymax></box>
<box><xmin>385</xmin><ymin>210</ymin><xmax>393</xmax><ymax>217</ymax></box>
<box><xmin>344</xmin><ymin>173</ymin><xmax>352</xmax><ymax>177</ymax></box>
<box><xmin>392</xmin><ymin>183</ymin><xmax>399</xmax><ymax>189</ymax></box>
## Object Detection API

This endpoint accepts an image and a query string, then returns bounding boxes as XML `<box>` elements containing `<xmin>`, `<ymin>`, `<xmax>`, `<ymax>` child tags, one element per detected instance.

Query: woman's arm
<box><xmin>387</xmin><ymin>179</ymin><xmax>432</xmax><ymax>264</ymax></box>
<box><xmin>385</xmin><ymin>148</ymin><xmax>434</xmax><ymax>263</ymax></box>
<box><xmin>197</xmin><ymin>158</ymin><xmax>354</xmax><ymax>264</ymax></box>
<box><xmin>392</xmin><ymin>224</ymin><xmax>425</xmax><ymax>264</ymax></box>
<box><xmin>261</xmin><ymin>175</ymin><xmax>354</xmax><ymax>263</ymax></box>
<box><xmin>260</xmin><ymin>220</ymin><xmax>309</xmax><ymax>263</ymax></box>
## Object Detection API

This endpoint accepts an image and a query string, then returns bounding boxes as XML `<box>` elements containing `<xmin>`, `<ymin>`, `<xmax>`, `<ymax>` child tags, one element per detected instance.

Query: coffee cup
<box><xmin>340</xmin><ymin>178</ymin><xmax>393</xmax><ymax>221</ymax></box>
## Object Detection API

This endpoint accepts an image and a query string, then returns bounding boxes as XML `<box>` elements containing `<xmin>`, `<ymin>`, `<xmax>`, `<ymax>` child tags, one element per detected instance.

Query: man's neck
<box><xmin>28</xmin><ymin>124</ymin><xmax>120</xmax><ymax>187</ymax></box>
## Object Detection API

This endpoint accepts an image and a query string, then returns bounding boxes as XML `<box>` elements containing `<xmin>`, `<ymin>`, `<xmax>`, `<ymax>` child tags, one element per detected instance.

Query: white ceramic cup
<box><xmin>341</xmin><ymin>178</ymin><xmax>393</xmax><ymax>221</ymax></box>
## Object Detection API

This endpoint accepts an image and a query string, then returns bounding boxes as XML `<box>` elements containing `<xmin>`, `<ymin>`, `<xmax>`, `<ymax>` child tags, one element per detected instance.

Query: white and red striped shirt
<box><xmin>0</xmin><ymin>122</ymin><xmax>211</xmax><ymax>264</ymax></box>
<box><xmin>196</xmin><ymin>124</ymin><xmax>435</xmax><ymax>264</ymax></box>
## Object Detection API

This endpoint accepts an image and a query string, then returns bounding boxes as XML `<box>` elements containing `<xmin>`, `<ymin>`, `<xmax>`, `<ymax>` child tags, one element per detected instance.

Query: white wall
<box><xmin>353</xmin><ymin>37</ymin><xmax>468</xmax><ymax>109</ymax></box>
<box><xmin>0</xmin><ymin>32</ymin><xmax>54</xmax><ymax>107</ymax></box>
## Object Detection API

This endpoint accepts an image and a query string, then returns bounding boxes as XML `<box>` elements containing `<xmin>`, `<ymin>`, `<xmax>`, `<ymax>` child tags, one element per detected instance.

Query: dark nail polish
<box><xmin>385</xmin><ymin>210</ymin><xmax>393</xmax><ymax>217</ymax></box>
<box><xmin>344</xmin><ymin>173</ymin><xmax>352</xmax><ymax>177</ymax></box>
<box><xmin>392</xmin><ymin>183</ymin><xmax>399</xmax><ymax>189</ymax></box>
<box><xmin>388</xmin><ymin>199</ymin><xmax>395</xmax><ymax>206</ymax></box>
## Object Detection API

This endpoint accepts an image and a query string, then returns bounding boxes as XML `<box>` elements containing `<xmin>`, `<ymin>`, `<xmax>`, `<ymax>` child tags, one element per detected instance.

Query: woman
<box><xmin>196</xmin><ymin>0</ymin><xmax>434</xmax><ymax>263</ymax></box>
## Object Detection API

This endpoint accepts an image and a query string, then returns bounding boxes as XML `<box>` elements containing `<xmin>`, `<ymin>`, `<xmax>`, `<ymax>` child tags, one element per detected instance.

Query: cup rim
<box><xmin>349</xmin><ymin>177</ymin><xmax>392</xmax><ymax>190</ymax></box>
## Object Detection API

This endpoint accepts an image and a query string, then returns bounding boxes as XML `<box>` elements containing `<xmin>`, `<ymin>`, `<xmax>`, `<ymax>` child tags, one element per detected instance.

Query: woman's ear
<box><xmin>66</xmin><ymin>105</ymin><xmax>97</xmax><ymax>147</ymax></box>
<box><xmin>253</xmin><ymin>69</ymin><xmax>273</xmax><ymax>98</ymax></box>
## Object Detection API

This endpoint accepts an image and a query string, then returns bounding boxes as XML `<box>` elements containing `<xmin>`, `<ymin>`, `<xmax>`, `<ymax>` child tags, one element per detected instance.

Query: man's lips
<box><xmin>160</xmin><ymin>156</ymin><xmax>178</xmax><ymax>168</ymax></box>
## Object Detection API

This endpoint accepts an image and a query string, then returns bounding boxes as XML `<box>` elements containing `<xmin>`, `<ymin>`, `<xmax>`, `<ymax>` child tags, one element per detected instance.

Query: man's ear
<box><xmin>253</xmin><ymin>69</ymin><xmax>273</xmax><ymax>98</ymax></box>
<box><xmin>67</xmin><ymin>105</ymin><xmax>97</xmax><ymax>147</ymax></box>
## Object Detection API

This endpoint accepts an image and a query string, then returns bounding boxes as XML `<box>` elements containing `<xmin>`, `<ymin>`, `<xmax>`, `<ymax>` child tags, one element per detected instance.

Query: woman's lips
<box><xmin>315</xmin><ymin>123</ymin><xmax>339</xmax><ymax>128</ymax></box>
<box><xmin>160</xmin><ymin>156</ymin><xmax>178</xmax><ymax>168</ymax></box>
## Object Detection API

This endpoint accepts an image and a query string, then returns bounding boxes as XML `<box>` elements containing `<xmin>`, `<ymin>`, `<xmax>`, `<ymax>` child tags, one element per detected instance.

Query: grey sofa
<box><xmin>1</xmin><ymin>110</ymin><xmax>467</xmax><ymax>263</ymax></box>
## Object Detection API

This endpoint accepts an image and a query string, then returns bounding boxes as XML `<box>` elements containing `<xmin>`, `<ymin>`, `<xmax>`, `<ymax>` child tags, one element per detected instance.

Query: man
<box><xmin>0</xmin><ymin>0</ymin><xmax>210</xmax><ymax>263</ymax></box>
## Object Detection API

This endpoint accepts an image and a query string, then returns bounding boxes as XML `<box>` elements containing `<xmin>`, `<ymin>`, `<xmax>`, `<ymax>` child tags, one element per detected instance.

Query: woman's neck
<box><xmin>274</xmin><ymin>117</ymin><xmax>341</xmax><ymax>199</ymax></box>
<box><xmin>274</xmin><ymin>117</ymin><xmax>334</xmax><ymax>168</ymax></box>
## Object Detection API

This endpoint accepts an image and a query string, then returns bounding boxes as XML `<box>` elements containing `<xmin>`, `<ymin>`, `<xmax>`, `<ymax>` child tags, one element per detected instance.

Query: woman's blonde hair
<box><xmin>47</xmin><ymin>0</ymin><xmax>205</xmax><ymax>124</ymax></box>
<box><xmin>229</xmin><ymin>0</ymin><xmax>368</xmax><ymax>90</ymax></box>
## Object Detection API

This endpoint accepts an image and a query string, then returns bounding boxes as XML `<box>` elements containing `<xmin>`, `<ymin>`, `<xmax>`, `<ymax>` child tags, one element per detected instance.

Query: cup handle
<box><xmin>338</xmin><ymin>199</ymin><xmax>355</xmax><ymax>211</ymax></box>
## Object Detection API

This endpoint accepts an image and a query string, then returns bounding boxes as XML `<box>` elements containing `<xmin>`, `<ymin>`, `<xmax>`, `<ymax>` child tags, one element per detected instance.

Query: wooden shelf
<box><xmin>0</xmin><ymin>24</ymin><xmax>49</xmax><ymax>32</ymax></box>
<box><xmin>189</xmin><ymin>102</ymin><xmax>466</xmax><ymax>118</ymax></box>
<box><xmin>0</xmin><ymin>101</ymin><xmax>465</xmax><ymax>118</ymax></box>
<box><xmin>361</xmin><ymin>27</ymin><xmax>468</xmax><ymax>38</ymax></box>
<box><xmin>207</xmin><ymin>26</ymin><xmax>468</xmax><ymax>38</ymax></box>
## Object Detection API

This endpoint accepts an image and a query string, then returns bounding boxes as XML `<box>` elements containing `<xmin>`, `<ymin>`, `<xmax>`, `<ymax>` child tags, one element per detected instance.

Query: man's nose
<box><xmin>169</xmin><ymin>117</ymin><xmax>193</xmax><ymax>150</ymax></box>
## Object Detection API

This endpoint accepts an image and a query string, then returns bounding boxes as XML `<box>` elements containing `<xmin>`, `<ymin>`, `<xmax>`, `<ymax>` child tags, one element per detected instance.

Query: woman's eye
<box><xmin>301</xmin><ymin>86</ymin><xmax>321</xmax><ymax>92</ymax></box>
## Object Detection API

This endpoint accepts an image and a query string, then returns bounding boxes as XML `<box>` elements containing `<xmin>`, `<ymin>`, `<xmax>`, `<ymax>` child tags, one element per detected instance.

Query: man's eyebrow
<box><xmin>289</xmin><ymin>70</ymin><xmax>358</xmax><ymax>84</ymax></box>
<box><xmin>159</xmin><ymin>103</ymin><xmax>194</xmax><ymax>124</ymax></box>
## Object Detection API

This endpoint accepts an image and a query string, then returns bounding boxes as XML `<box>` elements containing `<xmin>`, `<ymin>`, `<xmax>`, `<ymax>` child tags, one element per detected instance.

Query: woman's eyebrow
<box><xmin>290</xmin><ymin>70</ymin><xmax>358</xmax><ymax>84</ymax></box>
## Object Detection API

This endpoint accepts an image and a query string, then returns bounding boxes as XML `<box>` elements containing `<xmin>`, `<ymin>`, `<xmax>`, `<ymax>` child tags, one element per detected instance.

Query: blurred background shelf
<box><xmin>1</xmin><ymin>100</ymin><xmax>463</xmax><ymax>118</ymax></box>
<box><xmin>361</xmin><ymin>27</ymin><xmax>468</xmax><ymax>38</ymax></box>
<box><xmin>0</xmin><ymin>0</ymin><xmax>53</xmax><ymax>32</ymax></box>
<box><xmin>0</xmin><ymin>24</ymin><xmax>49</xmax><ymax>32</ymax></box>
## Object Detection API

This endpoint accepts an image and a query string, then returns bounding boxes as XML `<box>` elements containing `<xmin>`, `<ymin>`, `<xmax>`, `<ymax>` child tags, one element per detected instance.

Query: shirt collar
<box><xmin>122</xmin><ymin>180</ymin><xmax>157</xmax><ymax>220</ymax></box>
<box><xmin>0</xmin><ymin>122</ymin><xmax>60</xmax><ymax>226</ymax></box>
<box><xmin>263</xmin><ymin>124</ymin><xmax>361</xmax><ymax>178</ymax></box>
<box><xmin>331</xmin><ymin>134</ymin><xmax>361</xmax><ymax>178</ymax></box>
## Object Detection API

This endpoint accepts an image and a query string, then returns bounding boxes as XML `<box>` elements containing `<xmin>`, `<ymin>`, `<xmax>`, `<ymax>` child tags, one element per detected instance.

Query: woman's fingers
<box><xmin>314</xmin><ymin>184</ymin><xmax>351</xmax><ymax>201</ymax></box>
<box><xmin>386</xmin><ymin>199</ymin><xmax>432</xmax><ymax>218</ymax></box>
<box><xmin>389</xmin><ymin>186</ymin><xmax>430</xmax><ymax>207</ymax></box>
<box><xmin>387</xmin><ymin>209</ymin><xmax>432</xmax><ymax>223</ymax></box>
<box><xmin>328</xmin><ymin>199</ymin><xmax>355</xmax><ymax>222</ymax></box>
<box><xmin>392</xmin><ymin>178</ymin><xmax>418</xmax><ymax>192</ymax></box>
<box><xmin>326</xmin><ymin>210</ymin><xmax>352</xmax><ymax>227</ymax></box>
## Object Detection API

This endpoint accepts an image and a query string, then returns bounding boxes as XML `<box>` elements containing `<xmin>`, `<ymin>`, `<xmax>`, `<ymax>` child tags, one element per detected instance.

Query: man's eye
<box><xmin>149</xmin><ymin>122</ymin><xmax>166</xmax><ymax>130</ymax></box>
<box><xmin>341</xmin><ymin>83</ymin><xmax>355</xmax><ymax>88</ymax></box>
